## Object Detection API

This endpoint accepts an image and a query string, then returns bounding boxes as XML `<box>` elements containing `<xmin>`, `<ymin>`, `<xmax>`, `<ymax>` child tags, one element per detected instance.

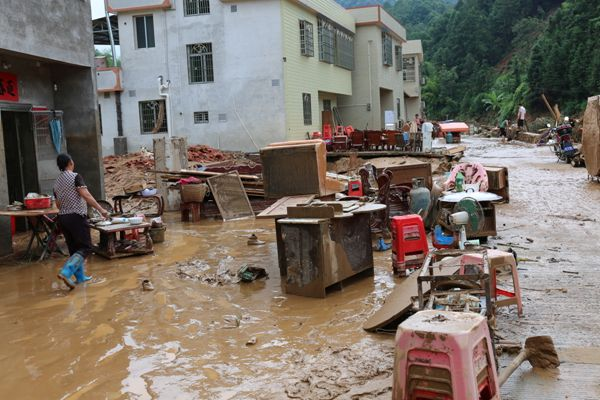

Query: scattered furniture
<box><xmin>0</xmin><ymin>207</ymin><xmax>65</xmax><ymax>261</ymax></box>
<box><xmin>276</xmin><ymin>202</ymin><xmax>385</xmax><ymax>298</ymax></box>
<box><xmin>180</xmin><ymin>202</ymin><xmax>202</xmax><ymax>222</ymax></box>
<box><xmin>462</xmin><ymin>249</ymin><xmax>523</xmax><ymax>317</ymax></box>
<box><xmin>91</xmin><ymin>221</ymin><xmax>153</xmax><ymax>259</ymax></box>
<box><xmin>376</xmin><ymin>159</ymin><xmax>433</xmax><ymax>189</ymax></box>
<box><xmin>350</xmin><ymin>130</ymin><xmax>365</xmax><ymax>151</ymax></box>
<box><xmin>261</xmin><ymin>140</ymin><xmax>327</xmax><ymax>198</ymax></box>
<box><xmin>207</xmin><ymin>171</ymin><xmax>254</xmax><ymax>221</ymax></box>
<box><xmin>391</xmin><ymin>214</ymin><xmax>429</xmax><ymax>275</ymax></box>
<box><xmin>112</xmin><ymin>194</ymin><xmax>165</xmax><ymax>217</ymax></box>
<box><xmin>394</xmin><ymin>310</ymin><xmax>499</xmax><ymax>400</ymax></box>
<box><xmin>484</xmin><ymin>166</ymin><xmax>510</xmax><ymax>202</ymax></box>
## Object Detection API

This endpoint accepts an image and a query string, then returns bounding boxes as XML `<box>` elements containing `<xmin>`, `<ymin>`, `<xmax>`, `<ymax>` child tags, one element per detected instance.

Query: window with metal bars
<box><xmin>139</xmin><ymin>100</ymin><xmax>168</xmax><ymax>134</ymax></box>
<box><xmin>299</xmin><ymin>20</ymin><xmax>314</xmax><ymax>57</ymax></box>
<box><xmin>194</xmin><ymin>111</ymin><xmax>209</xmax><ymax>124</ymax></box>
<box><xmin>184</xmin><ymin>0</ymin><xmax>210</xmax><ymax>16</ymax></box>
<box><xmin>303</xmin><ymin>93</ymin><xmax>312</xmax><ymax>125</ymax></box>
<box><xmin>335</xmin><ymin>30</ymin><xmax>354</xmax><ymax>70</ymax></box>
<box><xmin>318</xmin><ymin>18</ymin><xmax>335</xmax><ymax>64</ymax></box>
<box><xmin>382</xmin><ymin>32</ymin><xmax>393</xmax><ymax>66</ymax></box>
<box><xmin>403</xmin><ymin>56</ymin><xmax>416</xmax><ymax>82</ymax></box>
<box><xmin>395</xmin><ymin>46</ymin><xmax>403</xmax><ymax>71</ymax></box>
<box><xmin>187</xmin><ymin>43</ymin><xmax>214</xmax><ymax>83</ymax></box>
<box><xmin>134</xmin><ymin>15</ymin><xmax>155</xmax><ymax>49</ymax></box>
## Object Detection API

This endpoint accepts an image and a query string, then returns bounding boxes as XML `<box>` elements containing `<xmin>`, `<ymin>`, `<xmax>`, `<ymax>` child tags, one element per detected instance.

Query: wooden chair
<box><xmin>365</xmin><ymin>130</ymin><xmax>382</xmax><ymax>150</ymax></box>
<box><xmin>350</xmin><ymin>130</ymin><xmax>365</xmax><ymax>151</ymax></box>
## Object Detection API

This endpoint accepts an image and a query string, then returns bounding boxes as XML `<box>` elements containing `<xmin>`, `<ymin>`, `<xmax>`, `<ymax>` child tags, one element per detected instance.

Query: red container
<box><xmin>24</xmin><ymin>196</ymin><xmax>52</xmax><ymax>210</ymax></box>
<box><xmin>10</xmin><ymin>216</ymin><xmax>15</xmax><ymax>237</ymax></box>
<box><xmin>347</xmin><ymin>179</ymin><xmax>363</xmax><ymax>196</ymax></box>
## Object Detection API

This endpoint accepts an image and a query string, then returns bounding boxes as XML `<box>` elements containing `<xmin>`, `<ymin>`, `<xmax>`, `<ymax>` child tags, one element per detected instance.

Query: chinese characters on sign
<box><xmin>0</xmin><ymin>72</ymin><xmax>19</xmax><ymax>102</ymax></box>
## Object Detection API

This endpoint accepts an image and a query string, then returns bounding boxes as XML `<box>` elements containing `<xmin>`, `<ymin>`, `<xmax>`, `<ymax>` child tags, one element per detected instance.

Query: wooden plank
<box><xmin>207</xmin><ymin>171</ymin><xmax>255</xmax><ymax>221</ymax></box>
<box><xmin>91</xmin><ymin>222</ymin><xmax>151</xmax><ymax>233</ymax></box>
<box><xmin>363</xmin><ymin>264</ymin><xmax>461</xmax><ymax>332</ymax></box>
<box><xmin>151</xmin><ymin>169</ymin><xmax>260</xmax><ymax>181</ymax></box>
<box><xmin>287</xmin><ymin>206</ymin><xmax>335</xmax><ymax>219</ymax></box>
<box><xmin>256</xmin><ymin>195</ymin><xmax>315</xmax><ymax>219</ymax></box>
<box><xmin>0</xmin><ymin>208</ymin><xmax>59</xmax><ymax>217</ymax></box>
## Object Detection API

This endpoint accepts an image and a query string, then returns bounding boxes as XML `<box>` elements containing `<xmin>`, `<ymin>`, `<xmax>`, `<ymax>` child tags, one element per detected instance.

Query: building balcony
<box><xmin>106</xmin><ymin>0</ymin><xmax>172</xmax><ymax>13</ymax></box>
<box><xmin>96</xmin><ymin>67</ymin><xmax>123</xmax><ymax>93</ymax></box>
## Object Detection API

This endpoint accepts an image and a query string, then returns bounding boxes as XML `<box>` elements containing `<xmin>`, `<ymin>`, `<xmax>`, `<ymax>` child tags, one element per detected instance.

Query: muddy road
<box><xmin>0</xmin><ymin>136</ymin><xmax>599</xmax><ymax>399</ymax></box>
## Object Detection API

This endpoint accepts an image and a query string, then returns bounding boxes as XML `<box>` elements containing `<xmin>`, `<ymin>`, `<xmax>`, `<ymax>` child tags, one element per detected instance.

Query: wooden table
<box><xmin>0</xmin><ymin>207</ymin><xmax>65</xmax><ymax>261</ymax></box>
<box><xmin>91</xmin><ymin>222</ymin><xmax>154</xmax><ymax>259</ymax></box>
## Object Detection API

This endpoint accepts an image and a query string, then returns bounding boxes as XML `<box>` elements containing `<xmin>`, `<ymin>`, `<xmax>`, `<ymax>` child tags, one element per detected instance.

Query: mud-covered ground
<box><xmin>1</xmin><ymin>136</ymin><xmax>599</xmax><ymax>399</ymax></box>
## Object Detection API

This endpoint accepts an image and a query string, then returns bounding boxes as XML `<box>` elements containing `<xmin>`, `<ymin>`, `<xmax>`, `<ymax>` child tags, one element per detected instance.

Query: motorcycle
<box><xmin>548</xmin><ymin>122</ymin><xmax>577</xmax><ymax>163</ymax></box>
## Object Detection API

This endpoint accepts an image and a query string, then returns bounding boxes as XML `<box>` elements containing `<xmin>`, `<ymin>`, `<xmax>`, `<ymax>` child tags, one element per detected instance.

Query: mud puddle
<box><xmin>1</xmin><ymin>136</ymin><xmax>600</xmax><ymax>399</ymax></box>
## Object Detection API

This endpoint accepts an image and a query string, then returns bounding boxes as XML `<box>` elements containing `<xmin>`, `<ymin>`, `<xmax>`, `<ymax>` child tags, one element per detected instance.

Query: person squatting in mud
<box><xmin>54</xmin><ymin>153</ymin><xmax>109</xmax><ymax>290</ymax></box>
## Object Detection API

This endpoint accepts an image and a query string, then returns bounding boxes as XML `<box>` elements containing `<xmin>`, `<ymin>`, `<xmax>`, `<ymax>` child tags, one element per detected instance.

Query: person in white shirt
<box><xmin>516</xmin><ymin>105</ymin><xmax>527</xmax><ymax>130</ymax></box>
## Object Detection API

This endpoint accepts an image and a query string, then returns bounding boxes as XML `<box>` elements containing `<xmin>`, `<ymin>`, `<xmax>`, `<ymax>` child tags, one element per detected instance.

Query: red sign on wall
<box><xmin>0</xmin><ymin>72</ymin><xmax>19</xmax><ymax>102</ymax></box>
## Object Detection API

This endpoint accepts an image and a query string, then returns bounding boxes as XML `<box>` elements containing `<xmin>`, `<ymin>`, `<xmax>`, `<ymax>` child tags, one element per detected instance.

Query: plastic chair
<box><xmin>391</xmin><ymin>215</ymin><xmax>429</xmax><ymax>275</ymax></box>
<box><xmin>432</xmin><ymin>225</ymin><xmax>455</xmax><ymax>249</ymax></box>
<box><xmin>461</xmin><ymin>250</ymin><xmax>523</xmax><ymax>317</ymax></box>
<box><xmin>394</xmin><ymin>310</ymin><xmax>500</xmax><ymax>400</ymax></box>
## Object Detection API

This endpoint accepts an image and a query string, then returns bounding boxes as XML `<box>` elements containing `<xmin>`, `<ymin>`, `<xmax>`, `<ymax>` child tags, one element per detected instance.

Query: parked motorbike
<box><xmin>548</xmin><ymin>121</ymin><xmax>577</xmax><ymax>163</ymax></box>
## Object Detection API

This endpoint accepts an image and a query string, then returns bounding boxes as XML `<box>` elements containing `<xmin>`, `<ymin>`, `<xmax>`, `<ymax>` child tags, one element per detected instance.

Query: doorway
<box><xmin>1</xmin><ymin>111</ymin><xmax>39</xmax><ymax>203</ymax></box>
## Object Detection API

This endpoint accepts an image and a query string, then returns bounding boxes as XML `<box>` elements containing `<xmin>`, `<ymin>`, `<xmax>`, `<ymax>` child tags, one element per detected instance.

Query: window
<box><xmin>134</xmin><ymin>15</ymin><xmax>155</xmax><ymax>49</ymax></box>
<box><xmin>318</xmin><ymin>18</ymin><xmax>335</xmax><ymax>64</ymax></box>
<box><xmin>194</xmin><ymin>111</ymin><xmax>209</xmax><ymax>124</ymax></box>
<box><xmin>323</xmin><ymin>99</ymin><xmax>331</xmax><ymax>111</ymax></box>
<box><xmin>139</xmin><ymin>100</ymin><xmax>167</xmax><ymax>134</ymax></box>
<box><xmin>382</xmin><ymin>32</ymin><xmax>393</xmax><ymax>66</ymax></box>
<box><xmin>317</xmin><ymin>17</ymin><xmax>354</xmax><ymax>69</ymax></box>
<box><xmin>184</xmin><ymin>0</ymin><xmax>210</xmax><ymax>16</ymax></box>
<box><xmin>395</xmin><ymin>46</ymin><xmax>403</xmax><ymax>71</ymax></box>
<box><xmin>403</xmin><ymin>56</ymin><xmax>416</xmax><ymax>82</ymax></box>
<box><xmin>302</xmin><ymin>93</ymin><xmax>312</xmax><ymax>125</ymax></box>
<box><xmin>187</xmin><ymin>43</ymin><xmax>214</xmax><ymax>83</ymax></box>
<box><xmin>299</xmin><ymin>20</ymin><xmax>314</xmax><ymax>57</ymax></box>
<box><xmin>335</xmin><ymin>29</ymin><xmax>354</xmax><ymax>70</ymax></box>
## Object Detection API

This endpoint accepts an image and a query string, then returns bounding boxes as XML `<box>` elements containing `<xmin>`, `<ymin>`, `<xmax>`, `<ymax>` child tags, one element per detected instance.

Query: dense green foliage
<box><xmin>422</xmin><ymin>0</ymin><xmax>563</xmax><ymax>120</ymax></box>
<box><xmin>338</xmin><ymin>0</ymin><xmax>600</xmax><ymax>120</ymax></box>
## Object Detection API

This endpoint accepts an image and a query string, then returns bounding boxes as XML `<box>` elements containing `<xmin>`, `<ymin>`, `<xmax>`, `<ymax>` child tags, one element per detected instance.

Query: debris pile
<box><xmin>187</xmin><ymin>145</ymin><xmax>236</xmax><ymax>163</ymax></box>
<box><xmin>103</xmin><ymin>150</ymin><xmax>155</xmax><ymax>199</ymax></box>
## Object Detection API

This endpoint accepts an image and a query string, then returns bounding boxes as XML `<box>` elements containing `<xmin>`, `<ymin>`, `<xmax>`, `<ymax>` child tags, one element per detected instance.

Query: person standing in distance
<box><xmin>54</xmin><ymin>154</ymin><xmax>109</xmax><ymax>290</ymax></box>
<box><xmin>516</xmin><ymin>105</ymin><xmax>527</xmax><ymax>131</ymax></box>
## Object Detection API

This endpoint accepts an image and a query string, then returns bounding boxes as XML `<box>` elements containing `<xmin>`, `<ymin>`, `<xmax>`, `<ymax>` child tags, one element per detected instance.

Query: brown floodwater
<box><xmin>1</xmin><ymin>136</ymin><xmax>600</xmax><ymax>399</ymax></box>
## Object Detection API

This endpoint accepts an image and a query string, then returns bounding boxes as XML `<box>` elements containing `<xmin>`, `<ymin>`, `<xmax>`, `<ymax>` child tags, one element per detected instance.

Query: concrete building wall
<box><xmin>403</xmin><ymin>40</ymin><xmax>424</xmax><ymax>120</ymax></box>
<box><xmin>0</xmin><ymin>0</ymin><xmax>95</xmax><ymax>67</ymax></box>
<box><xmin>103</xmin><ymin>0</ymin><xmax>286</xmax><ymax>153</ymax></box>
<box><xmin>281</xmin><ymin>0</ymin><xmax>353</xmax><ymax>139</ymax></box>
<box><xmin>339</xmin><ymin>24</ymin><xmax>405</xmax><ymax>130</ymax></box>
<box><xmin>100</xmin><ymin>93</ymin><xmax>120</xmax><ymax>154</ymax></box>
<box><xmin>0</xmin><ymin>0</ymin><xmax>103</xmax><ymax>255</ymax></box>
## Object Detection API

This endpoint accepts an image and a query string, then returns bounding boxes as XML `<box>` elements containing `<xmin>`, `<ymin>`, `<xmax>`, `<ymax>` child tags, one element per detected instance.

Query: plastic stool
<box><xmin>394</xmin><ymin>310</ymin><xmax>500</xmax><ymax>400</ymax></box>
<box><xmin>461</xmin><ymin>250</ymin><xmax>523</xmax><ymax>317</ymax></box>
<box><xmin>181</xmin><ymin>202</ymin><xmax>202</xmax><ymax>222</ymax></box>
<box><xmin>391</xmin><ymin>215</ymin><xmax>429</xmax><ymax>275</ymax></box>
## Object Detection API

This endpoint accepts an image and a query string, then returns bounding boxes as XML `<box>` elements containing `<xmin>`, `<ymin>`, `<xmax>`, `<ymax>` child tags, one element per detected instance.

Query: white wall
<box><xmin>101</xmin><ymin>0</ymin><xmax>286</xmax><ymax>154</ymax></box>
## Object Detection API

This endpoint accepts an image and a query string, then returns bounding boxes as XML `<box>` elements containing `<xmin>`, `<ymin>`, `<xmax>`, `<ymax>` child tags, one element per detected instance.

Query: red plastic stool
<box><xmin>461</xmin><ymin>250</ymin><xmax>523</xmax><ymax>317</ymax></box>
<box><xmin>391</xmin><ymin>215</ymin><xmax>429</xmax><ymax>275</ymax></box>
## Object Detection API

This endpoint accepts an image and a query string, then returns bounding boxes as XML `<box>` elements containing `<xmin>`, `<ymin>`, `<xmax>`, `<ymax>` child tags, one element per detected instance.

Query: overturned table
<box><xmin>91</xmin><ymin>222</ymin><xmax>154</xmax><ymax>259</ymax></box>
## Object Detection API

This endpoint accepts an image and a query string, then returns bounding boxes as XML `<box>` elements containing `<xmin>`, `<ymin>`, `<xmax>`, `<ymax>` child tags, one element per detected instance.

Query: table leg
<box><xmin>106</xmin><ymin>233</ymin><xmax>116</xmax><ymax>257</ymax></box>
